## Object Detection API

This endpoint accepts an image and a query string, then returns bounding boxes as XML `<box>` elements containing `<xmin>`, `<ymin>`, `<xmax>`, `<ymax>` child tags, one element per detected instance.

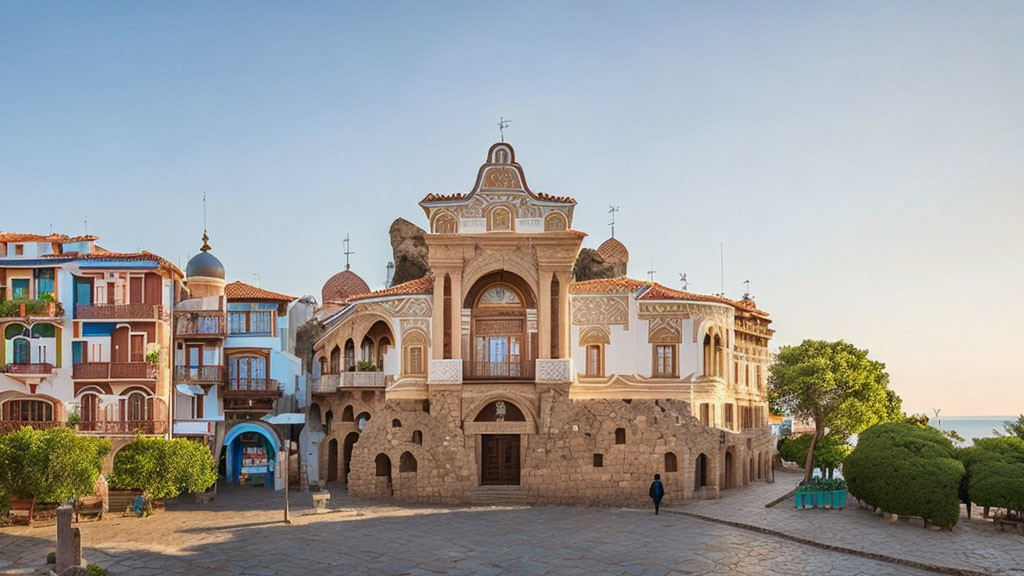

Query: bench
<box><xmin>108</xmin><ymin>490</ymin><xmax>143</xmax><ymax>515</ymax></box>
<box><xmin>994</xmin><ymin>516</ymin><xmax>1024</xmax><ymax>535</ymax></box>
<box><xmin>75</xmin><ymin>496</ymin><xmax>104</xmax><ymax>522</ymax></box>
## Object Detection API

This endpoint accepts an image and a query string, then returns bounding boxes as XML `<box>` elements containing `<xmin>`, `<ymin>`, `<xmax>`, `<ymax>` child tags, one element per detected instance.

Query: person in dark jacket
<box><xmin>649</xmin><ymin>473</ymin><xmax>665</xmax><ymax>515</ymax></box>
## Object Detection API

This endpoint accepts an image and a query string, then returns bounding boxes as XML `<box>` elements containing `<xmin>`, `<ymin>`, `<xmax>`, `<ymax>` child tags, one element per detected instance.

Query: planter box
<box><xmin>795</xmin><ymin>488</ymin><xmax>847</xmax><ymax>510</ymax></box>
<box><xmin>8</xmin><ymin>498</ymin><xmax>34</xmax><ymax>525</ymax></box>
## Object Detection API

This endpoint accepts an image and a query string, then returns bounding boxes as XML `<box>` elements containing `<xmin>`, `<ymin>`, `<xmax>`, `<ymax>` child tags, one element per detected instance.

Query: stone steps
<box><xmin>468</xmin><ymin>485</ymin><xmax>529</xmax><ymax>506</ymax></box>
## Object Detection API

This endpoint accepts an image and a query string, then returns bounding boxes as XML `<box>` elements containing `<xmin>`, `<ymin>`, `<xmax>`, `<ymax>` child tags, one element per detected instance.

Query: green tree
<box><xmin>994</xmin><ymin>414</ymin><xmax>1024</xmax><ymax>441</ymax></box>
<box><xmin>0</xmin><ymin>427</ymin><xmax>109</xmax><ymax>512</ymax></box>
<box><xmin>109</xmin><ymin>437</ymin><xmax>217</xmax><ymax>501</ymax></box>
<box><xmin>958</xmin><ymin>436</ymin><xmax>1024</xmax><ymax>516</ymax></box>
<box><xmin>769</xmin><ymin>340</ymin><xmax>901</xmax><ymax>482</ymax></box>
<box><xmin>777</xmin><ymin>433</ymin><xmax>852</xmax><ymax>478</ymax></box>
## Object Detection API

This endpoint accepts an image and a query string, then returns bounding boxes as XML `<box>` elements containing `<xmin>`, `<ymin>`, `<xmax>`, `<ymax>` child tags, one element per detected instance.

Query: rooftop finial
<box><xmin>200</xmin><ymin>192</ymin><xmax>211</xmax><ymax>252</ymax></box>
<box><xmin>343</xmin><ymin>233</ymin><xmax>354</xmax><ymax>271</ymax></box>
<box><xmin>743</xmin><ymin>279</ymin><xmax>752</xmax><ymax>300</ymax></box>
<box><xmin>608</xmin><ymin>205</ymin><xmax>620</xmax><ymax>238</ymax></box>
<box><xmin>498</xmin><ymin>116</ymin><xmax>512</xmax><ymax>142</ymax></box>
<box><xmin>679</xmin><ymin>273</ymin><xmax>688</xmax><ymax>291</ymax></box>
<box><xmin>647</xmin><ymin>256</ymin><xmax>656</xmax><ymax>283</ymax></box>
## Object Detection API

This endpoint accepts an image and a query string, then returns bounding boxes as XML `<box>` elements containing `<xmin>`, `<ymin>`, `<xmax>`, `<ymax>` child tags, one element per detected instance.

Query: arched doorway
<box><xmin>222</xmin><ymin>423</ymin><xmax>281</xmax><ymax>489</ymax></box>
<box><xmin>342</xmin><ymin>432</ymin><xmax>359</xmax><ymax>485</ymax></box>
<box><xmin>327</xmin><ymin>439</ymin><xmax>338</xmax><ymax>482</ymax></box>
<box><xmin>724</xmin><ymin>449</ymin><xmax>734</xmax><ymax>489</ymax></box>
<box><xmin>695</xmin><ymin>453</ymin><xmax>708</xmax><ymax>488</ymax></box>
<box><xmin>474</xmin><ymin>400</ymin><xmax>525</xmax><ymax>486</ymax></box>
<box><xmin>464</xmin><ymin>272</ymin><xmax>537</xmax><ymax>380</ymax></box>
<box><xmin>374</xmin><ymin>453</ymin><xmax>392</xmax><ymax>497</ymax></box>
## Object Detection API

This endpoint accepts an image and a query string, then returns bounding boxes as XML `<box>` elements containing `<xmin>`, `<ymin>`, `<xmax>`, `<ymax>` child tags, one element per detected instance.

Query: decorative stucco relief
<box><xmin>359</xmin><ymin>296</ymin><xmax>432</xmax><ymax>318</ymax></box>
<box><xmin>647</xmin><ymin>317</ymin><xmax>682</xmax><ymax>344</ymax></box>
<box><xmin>535</xmin><ymin>358</ymin><xmax>574</xmax><ymax>383</ymax></box>
<box><xmin>571</xmin><ymin>295</ymin><xmax>629</xmax><ymax>329</ymax></box>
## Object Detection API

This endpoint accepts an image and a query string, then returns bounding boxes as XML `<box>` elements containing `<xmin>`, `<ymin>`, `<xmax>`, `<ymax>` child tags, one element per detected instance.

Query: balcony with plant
<box><xmin>0</xmin><ymin>294</ymin><xmax>64</xmax><ymax>318</ymax></box>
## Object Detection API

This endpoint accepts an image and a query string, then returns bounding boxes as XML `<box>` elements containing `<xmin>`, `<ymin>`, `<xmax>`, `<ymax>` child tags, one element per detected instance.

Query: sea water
<box><xmin>930</xmin><ymin>416</ymin><xmax>1017</xmax><ymax>447</ymax></box>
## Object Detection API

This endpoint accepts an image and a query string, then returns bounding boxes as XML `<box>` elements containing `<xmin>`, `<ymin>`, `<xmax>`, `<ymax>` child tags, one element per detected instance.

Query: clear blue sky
<box><xmin>2</xmin><ymin>1</ymin><xmax>1022</xmax><ymax>416</ymax></box>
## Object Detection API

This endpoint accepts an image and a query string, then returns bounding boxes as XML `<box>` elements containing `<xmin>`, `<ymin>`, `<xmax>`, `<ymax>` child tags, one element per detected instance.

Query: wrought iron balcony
<box><xmin>73</xmin><ymin>362</ymin><xmax>155</xmax><ymax>380</ymax></box>
<box><xmin>174</xmin><ymin>312</ymin><xmax>225</xmax><ymax>338</ymax></box>
<box><xmin>464</xmin><ymin>359</ymin><xmax>535</xmax><ymax>381</ymax></box>
<box><xmin>77</xmin><ymin>420</ymin><xmax>168</xmax><ymax>435</ymax></box>
<box><xmin>76</xmin><ymin>303</ymin><xmax>163</xmax><ymax>320</ymax></box>
<box><xmin>173</xmin><ymin>365</ymin><xmax>223</xmax><ymax>385</ymax></box>
<box><xmin>4</xmin><ymin>363</ymin><xmax>54</xmax><ymax>375</ymax></box>
<box><xmin>222</xmin><ymin>378</ymin><xmax>280</xmax><ymax>411</ymax></box>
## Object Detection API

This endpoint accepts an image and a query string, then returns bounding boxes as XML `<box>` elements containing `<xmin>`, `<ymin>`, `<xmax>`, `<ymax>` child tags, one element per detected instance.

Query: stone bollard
<box><xmin>55</xmin><ymin>504</ymin><xmax>82</xmax><ymax>573</ymax></box>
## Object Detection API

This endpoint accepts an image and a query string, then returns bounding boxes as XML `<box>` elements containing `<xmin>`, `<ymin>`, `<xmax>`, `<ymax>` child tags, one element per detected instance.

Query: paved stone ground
<box><xmin>681</xmin><ymin>470</ymin><xmax>1024</xmax><ymax>576</ymax></box>
<box><xmin>0</xmin><ymin>474</ymin><xmax>1015</xmax><ymax>576</ymax></box>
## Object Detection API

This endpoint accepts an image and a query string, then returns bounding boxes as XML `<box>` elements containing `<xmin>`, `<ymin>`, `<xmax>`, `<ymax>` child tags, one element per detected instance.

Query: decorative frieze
<box><xmin>427</xmin><ymin>359</ymin><xmax>463</xmax><ymax>384</ymax></box>
<box><xmin>535</xmin><ymin>358</ymin><xmax>574</xmax><ymax>383</ymax></box>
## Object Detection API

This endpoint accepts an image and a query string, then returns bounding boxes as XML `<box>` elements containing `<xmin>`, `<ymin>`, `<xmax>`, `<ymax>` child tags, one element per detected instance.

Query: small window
<box><xmin>544</xmin><ymin>213</ymin><xmax>566</xmax><ymax>231</ymax></box>
<box><xmin>615</xmin><ymin>427</ymin><xmax>626</xmax><ymax>445</ymax></box>
<box><xmin>357</xmin><ymin>412</ymin><xmax>371</xmax><ymax>430</ymax></box>
<box><xmin>15</xmin><ymin>244</ymin><xmax>24</xmax><ymax>256</ymax></box>
<box><xmin>585</xmin><ymin>345</ymin><xmax>603</xmax><ymax>377</ymax></box>
<box><xmin>412</xmin><ymin>430</ymin><xmax>423</xmax><ymax>445</ymax></box>
<box><xmin>407</xmin><ymin>346</ymin><xmax>424</xmax><ymax>375</ymax></box>
<box><xmin>593</xmin><ymin>454</ymin><xmax>604</xmax><ymax>467</ymax></box>
<box><xmin>654</xmin><ymin>344</ymin><xmax>676</xmax><ymax>378</ymax></box>
<box><xmin>489</xmin><ymin>207</ymin><xmax>511</xmax><ymax>231</ymax></box>
<box><xmin>665</xmin><ymin>452</ymin><xmax>678</xmax><ymax>473</ymax></box>
<box><xmin>392</xmin><ymin>419</ymin><xmax>402</xmax><ymax>428</ymax></box>
<box><xmin>434</xmin><ymin>213</ymin><xmax>457</xmax><ymax>234</ymax></box>
<box><xmin>375</xmin><ymin>453</ymin><xmax>391</xmax><ymax>476</ymax></box>
<box><xmin>341</xmin><ymin>405</ymin><xmax>354</xmax><ymax>422</ymax></box>
<box><xmin>699</xmin><ymin>403</ymin><xmax>711</xmax><ymax>426</ymax></box>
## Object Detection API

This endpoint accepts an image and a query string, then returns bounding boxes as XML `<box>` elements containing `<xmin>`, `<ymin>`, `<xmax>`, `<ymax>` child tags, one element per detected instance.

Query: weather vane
<box><xmin>679</xmin><ymin>273</ymin><xmax>688</xmax><ymax>291</ymax></box>
<box><xmin>743</xmin><ymin>279</ymin><xmax>752</xmax><ymax>300</ymax></box>
<box><xmin>608</xmin><ymin>206</ymin><xmax>620</xmax><ymax>238</ymax></box>
<box><xmin>498</xmin><ymin>116</ymin><xmax>512</xmax><ymax>142</ymax></box>
<box><xmin>343</xmin><ymin>234</ymin><xmax>354</xmax><ymax>271</ymax></box>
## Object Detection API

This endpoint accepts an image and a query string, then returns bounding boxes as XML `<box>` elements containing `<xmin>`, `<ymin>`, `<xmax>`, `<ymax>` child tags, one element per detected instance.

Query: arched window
<box><xmin>325</xmin><ymin>410</ymin><xmax>334</xmax><ymax>432</ymax></box>
<box><xmin>488</xmin><ymin>207</ymin><xmax>512</xmax><ymax>232</ymax></box>
<box><xmin>356</xmin><ymin>412</ymin><xmax>371</xmax><ymax>430</ymax></box>
<box><xmin>433</xmin><ymin>213</ymin><xmax>458</xmax><ymax>234</ymax></box>
<box><xmin>713</xmin><ymin>334</ymin><xmax>723</xmax><ymax>377</ymax></box>
<box><xmin>80</xmin><ymin>393</ymin><xmax>100</xmax><ymax>429</ymax></box>
<box><xmin>344</xmin><ymin>339</ymin><xmax>356</xmax><ymax>372</ymax></box>
<box><xmin>126</xmin><ymin>392</ymin><xmax>150</xmax><ymax>421</ymax></box>
<box><xmin>341</xmin><ymin>405</ymin><xmax>353</xmax><ymax>422</ymax></box>
<box><xmin>329</xmin><ymin>346</ymin><xmax>341</xmax><ymax>374</ymax></box>
<box><xmin>360</xmin><ymin>336</ymin><xmax>375</xmax><ymax>368</ymax></box>
<box><xmin>665</xmin><ymin>452</ymin><xmax>678</xmax><ymax>473</ymax></box>
<box><xmin>585</xmin><ymin>345</ymin><xmax>603</xmax><ymax>377</ymax></box>
<box><xmin>2</xmin><ymin>399</ymin><xmax>53</xmax><ymax>422</ymax></box>
<box><xmin>375</xmin><ymin>453</ymin><xmax>391</xmax><ymax>477</ymax></box>
<box><xmin>703</xmin><ymin>333</ymin><xmax>712</xmax><ymax>376</ymax></box>
<box><xmin>391</xmin><ymin>419</ymin><xmax>402</xmax><ymax>428</ymax></box>
<box><xmin>615</xmin><ymin>427</ymin><xmax>626</xmax><ymax>445</ymax></box>
<box><xmin>544</xmin><ymin>212</ymin><xmax>566</xmax><ymax>231</ymax></box>
<box><xmin>399</xmin><ymin>451</ymin><xmax>417</xmax><ymax>473</ymax></box>
<box><xmin>412</xmin><ymin>430</ymin><xmax>423</xmax><ymax>445</ymax></box>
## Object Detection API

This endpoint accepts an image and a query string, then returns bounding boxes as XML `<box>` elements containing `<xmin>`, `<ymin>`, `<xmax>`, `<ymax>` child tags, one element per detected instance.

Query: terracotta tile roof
<box><xmin>225</xmin><ymin>281</ymin><xmax>296</xmax><ymax>302</ymax></box>
<box><xmin>421</xmin><ymin>192</ymin><xmax>468</xmax><ymax>203</ymax></box>
<box><xmin>534</xmin><ymin>192</ymin><xmax>576</xmax><ymax>204</ymax></box>
<box><xmin>348</xmin><ymin>276</ymin><xmax>434</xmax><ymax>302</ymax></box>
<box><xmin>567</xmin><ymin>229</ymin><xmax>588</xmax><ymax>238</ymax></box>
<box><xmin>569</xmin><ymin>277</ymin><xmax>652</xmax><ymax>294</ymax></box>
<box><xmin>596</xmin><ymin>237</ymin><xmax>629</xmax><ymax>263</ymax></box>
<box><xmin>570</xmin><ymin>276</ymin><xmax>770</xmax><ymax>317</ymax></box>
<box><xmin>321</xmin><ymin>269</ymin><xmax>371</xmax><ymax>304</ymax></box>
<box><xmin>0</xmin><ymin>232</ymin><xmax>98</xmax><ymax>243</ymax></box>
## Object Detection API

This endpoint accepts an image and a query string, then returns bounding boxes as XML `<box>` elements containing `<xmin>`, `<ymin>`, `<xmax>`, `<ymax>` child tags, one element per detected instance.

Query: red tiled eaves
<box><xmin>347</xmin><ymin>276</ymin><xmax>434</xmax><ymax>302</ymax></box>
<box><xmin>569</xmin><ymin>277</ymin><xmax>652</xmax><ymax>294</ymax></box>
<box><xmin>225</xmin><ymin>281</ymin><xmax>296</xmax><ymax>302</ymax></box>
<box><xmin>570</xmin><ymin>277</ymin><xmax>769</xmax><ymax>317</ymax></box>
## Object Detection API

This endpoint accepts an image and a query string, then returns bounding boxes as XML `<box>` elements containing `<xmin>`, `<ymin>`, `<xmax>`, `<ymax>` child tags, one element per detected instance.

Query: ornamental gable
<box><xmin>420</xmin><ymin>142</ymin><xmax>576</xmax><ymax>235</ymax></box>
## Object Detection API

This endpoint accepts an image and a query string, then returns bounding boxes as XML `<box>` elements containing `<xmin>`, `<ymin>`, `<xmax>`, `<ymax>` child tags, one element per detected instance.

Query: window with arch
<box><xmin>665</xmin><ymin>452</ymin><xmax>678</xmax><ymax>473</ymax></box>
<box><xmin>615</xmin><ymin>427</ymin><xmax>626</xmax><ymax>445</ymax></box>
<box><xmin>344</xmin><ymin>339</ymin><xmax>356</xmax><ymax>372</ymax></box>
<box><xmin>2</xmin><ymin>399</ymin><xmax>53</xmax><ymax>422</ymax></box>
<box><xmin>585</xmin><ymin>345</ymin><xmax>603</xmax><ymax>377</ymax></box>
<box><xmin>375</xmin><ymin>453</ymin><xmax>391</xmax><ymax>477</ymax></box>
<box><xmin>391</xmin><ymin>418</ymin><xmax>402</xmax><ymax>428</ymax></box>
<box><xmin>412</xmin><ymin>430</ymin><xmax>423</xmax><ymax>445</ymax></box>
<box><xmin>433</xmin><ymin>213</ymin><xmax>458</xmax><ymax>234</ymax></box>
<box><xmin>341</xmin><ymin>405</ymin><xmax>353</xmax><ymax>422</ymax></box>
<box><xmin>488</xmin><ymin>207</ymin><xmax>512</xmax><ymax>232</ymax></box>
<box><xmin>126</xmin><ymin>392</ymin><xmax>150</xmax><ymax>422</ymax></box>
<box><xmin>80</xmin><ymin>393</ymin><xmax>101</xmax><ymax>426</ymax></box>
<box><xmin>329</xmin><ymin>346</ymin><xmax>341</xmax><ymax>374</ymax></box>
<box><xmin>403</xmin><ymin>331</ymin><xmax>427</xmax><ymax>376</ymax></box>
<box><xmin>544</xmin><ymin>212</ymin><xmax>566</xmax><ymax>231</ymax></box>
<box><xmin>356</xmin><ymin>412</ymin><xmax>371</xmax><ymax>430</ymax></box>
<box><xmin>399</xmin><ymin>451</ymin><xmax>417</xmax><ymax>473</ymax></box>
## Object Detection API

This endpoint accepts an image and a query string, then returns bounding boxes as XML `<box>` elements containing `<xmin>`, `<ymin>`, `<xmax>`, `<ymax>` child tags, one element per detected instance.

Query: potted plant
<box><xmin>66</xmin><ymin>410</ymin><xmax>82</xmax><ymax>431</ymax></box>
<box><xmin>357</xmin><ymin>360</ymin><xmax>377</xmax><ymax>372</ymax></box>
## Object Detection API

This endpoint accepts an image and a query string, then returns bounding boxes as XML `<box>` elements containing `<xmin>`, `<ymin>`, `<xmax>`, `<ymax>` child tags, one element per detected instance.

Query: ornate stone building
<box><xmin>309</xmin><ymin>142</ymin><xmax>774</xmax><ymax>505</ymax></box>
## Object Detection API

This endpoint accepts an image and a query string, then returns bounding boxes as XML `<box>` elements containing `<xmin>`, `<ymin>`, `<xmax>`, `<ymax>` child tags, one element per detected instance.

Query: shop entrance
<box><xmin>480</xmin><ymin>434</ymin><xmax>520</xmax><ymax>485</ymax></box>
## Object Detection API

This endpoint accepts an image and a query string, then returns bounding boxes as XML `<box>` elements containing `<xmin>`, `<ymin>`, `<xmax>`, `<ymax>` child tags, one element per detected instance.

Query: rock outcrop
<box><xmin>389</xmin><ymin>218</ymin><xmax>430</xmax><ymax>286</ymax></box>
<box><xmin>573</xmin><ymin>248</ymin><xmax>625</xmax><ymax>281</ymax></box>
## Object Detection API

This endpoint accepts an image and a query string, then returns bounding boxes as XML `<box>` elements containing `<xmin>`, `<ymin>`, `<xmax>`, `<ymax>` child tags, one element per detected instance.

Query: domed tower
<box><xmin>185</xmin><ymin>232</ymin><xmax>226</xmax><ymax>298</ymax></box>
<box><xmin>321</xmin><ymin>234</ymin><xmax>370</xmax><ymax>304</ymax></box>
<box><xmin>596</xmin><ymin>237</ymin><xmax>629</xmax><ymax>277</ymax></box>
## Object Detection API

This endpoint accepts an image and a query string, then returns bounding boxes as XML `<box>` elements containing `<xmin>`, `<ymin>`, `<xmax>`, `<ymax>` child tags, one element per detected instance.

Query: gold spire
<box><xmin>201</xmin><ymin>231</ymin><xmax>211</xmax><ymax>252</ymax></box>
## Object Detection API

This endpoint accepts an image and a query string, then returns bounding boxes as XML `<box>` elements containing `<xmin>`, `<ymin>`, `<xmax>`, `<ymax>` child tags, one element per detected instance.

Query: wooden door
<box><xmin>106</xmin><ymin>282</ymin><xmax>115</xmax><ymax>305</ymax></box>
<box><xmin>481</xmin><ymin>435</ymin><xmax>521</xmax><ymax>485</ymax></box>
<box><xmin>129</xmin><ymin>277</ymin><xmax>143</xmax><ymax>304</ymax></box>
<box><xmin>130</xmin><ymin>334</ymin><xmax>145</xmax><ymax>363</ymax></box>
<box><xmin>327</xmin><ymin>439</ymin><xmax>338</xmax><ymax>482</ymax></box>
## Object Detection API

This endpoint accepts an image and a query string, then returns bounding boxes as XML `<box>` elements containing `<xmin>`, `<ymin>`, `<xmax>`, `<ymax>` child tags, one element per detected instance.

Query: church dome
<box><xmin>597</xmin><ymin>237</ymin><xmax>629</xmax><ymax>264</ymax></box>
<box><xmin>186</xmin><ymin>233</ymin><xmax>225</xmax><ymax>280</ymax></box>
<box><xmin>321</xmin><ymin>269</ymin><xmax>370</xmax><ymax>303</ymax></box>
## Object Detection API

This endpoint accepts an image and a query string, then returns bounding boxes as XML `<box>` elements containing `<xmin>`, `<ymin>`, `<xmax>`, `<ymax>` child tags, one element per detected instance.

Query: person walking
<box><xmin>649</xmin><ymin>473</ymin><xmax>665</xmax><ymax>515</ymax></box>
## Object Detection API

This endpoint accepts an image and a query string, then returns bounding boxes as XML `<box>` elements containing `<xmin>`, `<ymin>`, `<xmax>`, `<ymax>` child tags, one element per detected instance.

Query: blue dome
<box><xmin>185</xmin><ymin>233</ymin><xmax>225</xmax><ymax>279</ymax></box>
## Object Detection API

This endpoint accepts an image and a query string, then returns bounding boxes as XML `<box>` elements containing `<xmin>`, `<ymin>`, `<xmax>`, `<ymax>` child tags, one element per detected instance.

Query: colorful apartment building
<box><xmin>0</xmin><ymin>232</ymin><xmax>182</xmax><ymax>462</ymax></box>
<box><xmin>172</xmin><ymin>234</ymin><xmax>311</xmax><ymax>490</ymax></box>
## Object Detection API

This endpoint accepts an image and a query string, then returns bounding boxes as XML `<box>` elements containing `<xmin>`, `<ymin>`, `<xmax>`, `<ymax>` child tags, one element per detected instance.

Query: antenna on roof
<box><xmin>719</xmin><ymin>243</ymin><xmax>725</xmax><ymax>296</ymax></box>
<box><xmin>498</xmin><ymin>117</ymin><xmax>512</xmax><ymax>142</ymax></box>
<box><xmin>743</xmin><ymin>279</ymin><xmax>752</xmax><ymax>300</ymax></box>
<box><xmin>49</xmin><ymin>223</ymin><xmax>53</xmax><ymax>235</ymax></box>
<box><xmin>343</xmin><ymin>234</ymin><xmax>354</xmax><ymax>271</ymax></box>
<box><xmin>647</xmin><ymin>256</ymin><xmax>656</xmax><ymax>283</ymax></box>
<box><xmin>203</xmin><ymin>191</ymin><xmax>207</xmax><ymax>232</ymax></box>
<box><xmin>84</xmin><ymin>216</ymin><xmax>88</xmax><ymax>236</ymax></box>
<box><xmin>608</xmin><ymin>206</ymin><xmax>620</xmax><ymax>238</ymax></box>
<box><xmin>679</xmin><ymin>273</ymin><xmax>688</xmax><ymax>291</ymax></box>
<box><xmin>253</xmin><ymin>274</ymin><xmax>261</xmax><ymax>288</ymax></box>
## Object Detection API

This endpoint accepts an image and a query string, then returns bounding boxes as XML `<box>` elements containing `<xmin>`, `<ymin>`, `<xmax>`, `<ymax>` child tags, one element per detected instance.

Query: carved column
<box><xmin>556</xmin><ymin>271</ymin><xmax>571</xmax><ymax>359</ymax></box>
<box><xmin>431</xmin><ymin>270</ymin><xmax>445</xmax><ymax>360</ymax></box>
<box><xmin>537</xmin><ymin>269</ymin><xmax>553</xmax><ymax>360</ymax></box>
<box><xmin>449</xmin><ymin>270</ymin><xmax>462</xmax><ymax>359</ymax></box>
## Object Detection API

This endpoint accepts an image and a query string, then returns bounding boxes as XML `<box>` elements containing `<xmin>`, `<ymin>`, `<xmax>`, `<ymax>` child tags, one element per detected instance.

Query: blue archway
<box><xmin>222</xmin><ymin>423</ymin><xmax>281</xmax><ymax>489</ymax></box>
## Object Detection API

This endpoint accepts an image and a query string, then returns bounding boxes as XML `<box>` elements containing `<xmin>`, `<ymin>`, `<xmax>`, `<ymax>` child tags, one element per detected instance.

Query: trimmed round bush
<box><xmin>778</xmin><ymin>433</ymin><xmax>851</xmax><ymax>476</ymax></box>
<box><xmin>844</xmin><ymin>422</ymin><xmax>964</xmax><ymax>528</ymax></box>
<box><xmin>959</xmin><ymin>436</ymin><xmax>1024</xmax><ymax>514</ymax></box>
<box><xmin>109</xmin><ymin>437</ymin><xmax>216</xmax><ymax>501</ymax></box>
